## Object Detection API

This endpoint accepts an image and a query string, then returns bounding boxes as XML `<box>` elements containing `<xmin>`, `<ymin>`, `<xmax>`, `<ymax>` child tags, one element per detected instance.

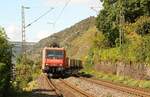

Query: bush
<box><xmin>15</xmin><ymin>64</ymin><xmax>32</xmax><ymax>89</ymax></box>
<box><xmin>135</xmin><ymin>36</ymin><xmax>150</xmax><ymax>62</ymax></box>
<box><xmin>14</xmin><ymin>55</ymin><xmax>41</xmax><ymax>91</ymax></box>
<box><xmin>134</xmin><ymin>16</ymin><xmax>150</xmax><ymax>35</ymax></box>
<box><xmin>127</xmin><ymin>79</ymin><xmax>139</xmax><ymax>87</ymax></box>
<box><xmin>0</xmin><ymin>63</ymin><xmax>8</xmax><ymax>96</ymax></box>
<box><xmin>93</xmin><ymin>32</ymin><xmax>109</xmax><ymax>48</ymax></box>
<box><xmin>142</xmin><ymin>81</ymin><xmax>150</xmax><ymax>88</ymax></box>
<box><xmin>84</xmin><ymin>49</ymin><xmax>94</xmax><ymax>69</ymax></box>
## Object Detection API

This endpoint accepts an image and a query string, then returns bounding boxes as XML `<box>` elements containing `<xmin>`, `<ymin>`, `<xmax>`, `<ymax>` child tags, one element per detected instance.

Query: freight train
<box><xmin>42</xmin><ymin>47</ymin><xmax>82</xmax><ymax>76</ymax></box>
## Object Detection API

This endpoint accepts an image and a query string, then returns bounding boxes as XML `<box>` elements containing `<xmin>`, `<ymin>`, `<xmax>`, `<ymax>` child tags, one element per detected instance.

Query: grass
<box><xmin>80</xmin><ymin>69</ymin><xmax>150</xmax><ymax>89</ymax></box>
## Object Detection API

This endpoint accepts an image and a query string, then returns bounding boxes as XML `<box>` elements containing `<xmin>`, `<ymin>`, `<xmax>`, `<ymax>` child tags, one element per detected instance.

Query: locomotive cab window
<box><xmin>46</xmin><ymin>50</ymin><xmax>64</xmax><ymax>58</ymax></box>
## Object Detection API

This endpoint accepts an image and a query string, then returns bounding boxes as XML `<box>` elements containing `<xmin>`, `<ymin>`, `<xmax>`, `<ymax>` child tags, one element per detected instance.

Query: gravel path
<box><xmin>64</xmin><ymin>77</ymin><xmax>139</xmax><ymax>97</ymax></box>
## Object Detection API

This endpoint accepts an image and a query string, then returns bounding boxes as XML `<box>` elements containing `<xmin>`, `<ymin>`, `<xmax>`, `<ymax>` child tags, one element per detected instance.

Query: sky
<box><xmin>0</xmin><ymin>0</ymin><xmax>102</xmax><ymax>42</ymax></box>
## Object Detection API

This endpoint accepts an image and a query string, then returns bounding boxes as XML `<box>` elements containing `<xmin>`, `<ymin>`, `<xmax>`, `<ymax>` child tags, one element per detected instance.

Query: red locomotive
<box><xmin>42</xmin><ymin>47</ymin><xmax>82</xmax><ymax>75</ymax></box>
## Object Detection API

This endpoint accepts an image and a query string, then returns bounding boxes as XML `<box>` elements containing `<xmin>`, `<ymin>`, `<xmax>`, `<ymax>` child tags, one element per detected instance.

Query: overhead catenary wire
<box><xmin>25</xmin><ymin>7</ymin><xmax>54</xmax><ymax>28</ymax></box>
<box><xmin>90</xmin><ymin>0</ymin><xmax>102</xmax><ymax>14</ymax></box>
<box><xmin>90</xmin><ymin>7</ymin><xmax>99</xmax><ymax>13</ymax></box>
<box><xmin>47</xmin><ymin>0</ymin><xmax>71</xmax><ymax>33</ymax></box>
<box><xmin>54</xmin><ymin>0</ymin><xmax>71</xmax><ymax>25</ymax></box>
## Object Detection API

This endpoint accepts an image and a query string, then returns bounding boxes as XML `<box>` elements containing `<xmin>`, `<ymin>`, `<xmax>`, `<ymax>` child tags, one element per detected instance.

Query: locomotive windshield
<box><xmin>46</xmin><ymin>50</ymin><xmax>64</xmax><ymax>58</ymax></box>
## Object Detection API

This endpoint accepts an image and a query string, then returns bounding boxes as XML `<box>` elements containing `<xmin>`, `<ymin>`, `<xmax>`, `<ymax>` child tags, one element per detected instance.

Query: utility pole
<box><xmin>21</xmin><ymin>5</ymin><xmax>30</xmax><ymax>55</ymax></box>
<box><xmin>119</xmin><ymin>0</ymin><xmax>125</xmax><ymax>52</ymax></box>
<box><xmin>21</xmin><ymin>5</ymin><xmax>25</xmax><ymax>55</ymax></box>
<box><xmin>119</xmin><ymin>10</ymin><xmax>124</xmax><ymax>49</ymax></box>
<box><xmin>21</xmin><ymin>6</ymin><xmax>53</xmax><ymax>55</ymax></box>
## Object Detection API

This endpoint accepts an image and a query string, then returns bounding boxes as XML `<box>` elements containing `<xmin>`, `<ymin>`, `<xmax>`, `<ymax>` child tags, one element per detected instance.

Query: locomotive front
<box><xmin>42</xmin><ymin>47</ymin><xmax>67</xmax><ymax>74</ymax></box>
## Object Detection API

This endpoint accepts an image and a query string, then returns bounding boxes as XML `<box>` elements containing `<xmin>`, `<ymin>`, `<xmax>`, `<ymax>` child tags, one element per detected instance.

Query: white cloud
<box><xmin>5</xmin><ymin>25</ymin><xmax>21</xmax><ymax>41</ymax></box>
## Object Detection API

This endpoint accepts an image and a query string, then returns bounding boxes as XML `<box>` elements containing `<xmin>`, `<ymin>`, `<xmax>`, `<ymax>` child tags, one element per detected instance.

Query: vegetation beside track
<box><xmin>13</xmin><ymin>56</ymin><xmax>41</xmax><ymax>90</ymax></box>
<box><xmin>93</xmin><ymin>0</ymin><xmax>150</xmax><ymax>64</ymax></box>
<box><xmin>82</xmin><ymin>0</ymin><xmax>150</xmax><ymax>84</ymax></box>
<box><xmin>81</xmin><ymin>69</ymin><xmax>150</xmax><ymax>89</ymax></box>
<box><xmin>8</xmin><ymin>55</ymin><xmax>41</xmax><ymax>97</ymax></box>
<box><xmin>0</xmin><ymin>27</ymin><xmax>13</xmax><ymax>97</ymax></box>
<box><xmin>0</xmin><ymin>26</ymin><xmax>42</xmax><ymax>97</ymax></box>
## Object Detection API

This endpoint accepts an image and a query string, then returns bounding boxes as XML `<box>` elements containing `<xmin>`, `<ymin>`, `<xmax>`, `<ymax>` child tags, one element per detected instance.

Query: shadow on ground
<box><xmin>75</xmin><ymin>72</ymin><xmax>93</xmax><ymax>78</ymax></box>
<box><xmin>50</xmin><ymin>72</ymin><xmax>93</xmax><ymax>79</ymax></box>
<box><xmin>11</xmin><ymin>89</ymin><xmax>62</xmax><ymax>97</ymax></box>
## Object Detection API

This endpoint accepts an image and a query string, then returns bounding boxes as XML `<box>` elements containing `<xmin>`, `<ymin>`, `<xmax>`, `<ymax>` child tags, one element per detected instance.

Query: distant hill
<box><xmin>11</xmin><ymin>41</ymin><xmax>36</xmax><ymax>64</ymax></box>
<box><xmin>29</xmin><ymin>16</ymin><xmax>98</xmax><ymax>61</ymax></box>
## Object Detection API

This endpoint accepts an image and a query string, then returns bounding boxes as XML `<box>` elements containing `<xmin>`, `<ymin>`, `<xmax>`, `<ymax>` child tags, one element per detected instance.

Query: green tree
<box><xmin>134</xmin><ymin>16</ymin><xmax>150</xmax><ymax>35</ymax></box>
<box><xmin>135</xmin><ymin>36</ymin><xmax>150</xmax><ymax>63</ymax></box>
<box><xmin>15</xmin><ymin>55</ymin><xmax>36</xmax><ymax>90</ymax></box>
<box><xmin>0</xmin><ymin>27</ymin><xmax>12</xmax><ymax>97</ymax></box>
<box><xmin>96</xmin><ymin>0</ymin><xmax>150</xmax><ymax>47</ymax></box>
<box><xmin>85</xmin><ymin>49</ymin><xmax>94</xmax><ymax>68</ymax></box>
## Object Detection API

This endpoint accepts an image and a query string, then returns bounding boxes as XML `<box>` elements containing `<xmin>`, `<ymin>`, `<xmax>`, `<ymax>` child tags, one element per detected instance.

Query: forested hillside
<box><xmin>29</xmin><ymin>16</ymin><xmax>96</xmax><ymax>61</ymax></box>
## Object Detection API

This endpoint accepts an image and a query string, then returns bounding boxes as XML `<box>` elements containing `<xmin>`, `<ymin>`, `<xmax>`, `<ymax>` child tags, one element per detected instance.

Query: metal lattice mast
<box><xmin>21</xmin><ymin>5</ymin><xmax>53</xmax><ymax>55</ymax></box>
<box><xmin>21</xmin><ymin>6</ymin><xmax>30</xmax><ymax>55</ymax></box>
<box><xmin>21</xmin><ymin>5</ymin><xmax>26</xmax><ymax>55</ymax></box>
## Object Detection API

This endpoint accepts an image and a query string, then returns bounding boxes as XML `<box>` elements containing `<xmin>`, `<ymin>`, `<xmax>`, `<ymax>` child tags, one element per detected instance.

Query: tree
<box><xmin>0</xmin><ymin>27</ymin><xmax>12</xmax><ymax>97</ymax></box>
<box><xmin>0</xmin><ymin>63</ymin><xmax>8</xmax><ymax>97</ymax></box>
<box><xmin>96</xmin><ymin>0</ymin><xmax>150</xmax><ymax>47</ymax></box>
<box><xmin>134</xmin><ymin>16</ymin><xmax>150</xmax><ymax>35</ymax></box>
<box><xmin>135</xmin><ymin>36</ymin><xmax>150</xmax><ymax>63</ymax></box>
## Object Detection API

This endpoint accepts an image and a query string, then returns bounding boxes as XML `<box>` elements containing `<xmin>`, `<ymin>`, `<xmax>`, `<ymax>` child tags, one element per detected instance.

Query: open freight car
<box><xmin>42</xmin><ymin>47</ymin><xmax>82</xmax><ymax>76</ymax></box>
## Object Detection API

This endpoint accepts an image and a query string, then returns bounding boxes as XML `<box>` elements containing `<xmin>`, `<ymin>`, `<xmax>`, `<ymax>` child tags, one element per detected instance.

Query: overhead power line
<box><xmin>21</xmin><ymin>6</ymin><xmax>54</xmax><ymax>55</ymax></box>
<box><xmin>54</xmin><ymin>0</ymin><xmax>71</xmax><ymax>25</ymax></box>
<box><xmin>90</xmin><ymin>7</ymin><xmax>99</xmax><ymax>13</ymax></box>
<box><xmin>26</xmin><ymin>7</ymin><xmax>54</xmax><ymax>28</ymax></box>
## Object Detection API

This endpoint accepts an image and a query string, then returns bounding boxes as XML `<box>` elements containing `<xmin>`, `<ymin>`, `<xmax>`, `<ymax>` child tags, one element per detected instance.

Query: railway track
<box><xmin>43</xmin><ymin>74</ymin><xmax>62</xmax><ymax>97</ymax></box>
<box><xmin>79</xmin><ymin>77</ymin><xmax>150</xmax><ymax>97</ymax></box>
<box><xmin>59</xmin><ymin>78</ymin><xmax>95</xmax><ymax>97</ymax></box>
<box><xmin>44</xmin><ymin>74</ymin><xmax>94</xmax><ymax>97</ymax></box>
<box><xmin>43</xmin><ymin>74</ymin><xmax>150</xmax><ymax>97</ymax></box>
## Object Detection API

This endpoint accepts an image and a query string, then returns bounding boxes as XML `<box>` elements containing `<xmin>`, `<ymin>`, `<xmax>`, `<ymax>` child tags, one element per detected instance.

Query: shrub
<box><xmin>15</xmin><ymin>64</ymin><xmax>32</xmax><ymax>89</ymax></box>
<box><xmin>0</xmin><ymin>63</ymin><xmax>8</xmax><ymax>96</ymax></box>
<box><xmin>142</xmin><ymin>81</ymin><xmax>150</xmax><ymax>88</ymax></box>
<box><xmin>134</xmin><ymin>16</ymin><xmax>150</xmax><ymax>35</ymax></box>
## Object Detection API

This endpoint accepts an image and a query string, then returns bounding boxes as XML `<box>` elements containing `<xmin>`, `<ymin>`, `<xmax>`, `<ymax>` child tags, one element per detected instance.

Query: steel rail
<box><xmin>80</xmin><ymin>77</ymin><xmax>150</xmax><ymax>97</ymax></box>
<box><xmin>59</xmin><ymin>79</ymin><xmax>94</xmax><ymax>97</ymax></box>
<box><xmin>44</xmin><ymin>75</ymin><xmax>63</xmax><ymax>97</ymax></box>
